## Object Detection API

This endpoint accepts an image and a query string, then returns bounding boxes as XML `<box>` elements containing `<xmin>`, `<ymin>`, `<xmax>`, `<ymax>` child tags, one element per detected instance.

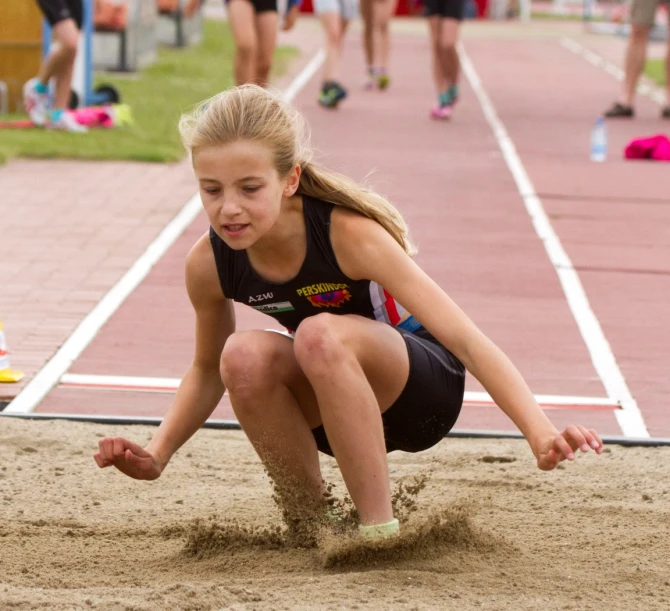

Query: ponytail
<box><xmin>298</xmin><ymin>161</ymin><xmax>417</xmax><ymax>257</ymax></box>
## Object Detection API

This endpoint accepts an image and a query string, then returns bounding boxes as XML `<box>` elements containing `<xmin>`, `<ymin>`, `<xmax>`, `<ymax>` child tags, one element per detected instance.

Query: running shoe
<box><xmin>47</xmin><ymin>110</ymin><xmax>88</xmax><ymax>133</ymax></box>
<box><xmin>363</xmin><ymin>68</ymin><xmax>375</xmax><ymax>90</ymax></box>
<box><xmin>23</xmin><ymin>78</ymin><xmax>50</xmax><ymax>126</ymax></box>
<box><xmin>604</xmin><ymin>102</ymin><xmax>634</xmax><ymax>118</ymax></box>
<box><xmin>377</xmin><ymin>72</ymin><xmax>390</xmax><ymax>90</ymax></box>
<box><xmin>430</xmin><ymin>105</ymin><xmax>452</xmax><ymax>120</ymax></box>
<box><xmin>332</xmin><ymin>82</ymin><xmax>348</xmax><ymax>103</ymax></box>
<box><xmin>318</xmin><ymin>82</ymin><xmax>348</xmax><ymax>108</ymax></box>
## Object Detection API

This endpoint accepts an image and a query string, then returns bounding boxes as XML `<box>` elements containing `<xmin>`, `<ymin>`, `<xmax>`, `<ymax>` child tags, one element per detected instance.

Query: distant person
<box><xmin>425</xmin><ymin>0</ymin><xmax>466</xmax><ymax>120</ymax></box>
<box><xmin>23</xmin><ymin>0</ymin><xmax>88</xmax><ymax>132</ymax></box>
<box><xmin>225</xmin><ymin>0</ymin><xmax>301</xmax><ymax>87</ymax></box>
<box><xmin>360</xmin><ymin>0</ymin><xmax>396</xmax><ymax>90</ymax></box>
<box><xmin>314</xmin><ymin>0</ymin><xmax>359</xmax><ymax>107</ymax></box>
<box><xmin>603</xmin><ymin>0</ymin><xmax>670</xmax><ymax>119</ymax></box>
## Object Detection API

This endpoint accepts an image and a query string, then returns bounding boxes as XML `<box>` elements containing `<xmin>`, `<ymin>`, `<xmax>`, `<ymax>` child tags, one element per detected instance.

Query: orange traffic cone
<box><xmin>0</xmin><ymin>318</ymin><xmax>23</xmax><ymax>383</ymax></box>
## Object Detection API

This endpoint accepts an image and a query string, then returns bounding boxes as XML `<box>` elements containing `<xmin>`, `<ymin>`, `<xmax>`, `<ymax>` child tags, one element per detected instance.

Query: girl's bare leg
<box><xmin>221</xmin><ymin>314</ymin><xmax>410</xmax><ymax>527</ymax></box>
<box><xmin>40</xmin><ymin>19</ymin><xmax>80</xmax><ymax>110</ymax></box>
<box><xmin>254</xmin><ymin>10</ymin><xmax>279</xmax><ymax>86</ymax></box>
<box><xmin>293</xmin><ymin>314</ymin><xmax>409</xmax><ymax>526</ymax></box>
<box><xmin>228</xmin><ymin>0</ymin><xmax>259</xmax><ymax>85</ymax></box>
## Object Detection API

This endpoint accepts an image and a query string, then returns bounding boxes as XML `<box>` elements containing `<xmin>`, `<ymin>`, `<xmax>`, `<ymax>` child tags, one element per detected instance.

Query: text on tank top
<box><xmin>209</xmin><ymin>196</ymin><xmax>424</xmax><ymax>336</ymax></box>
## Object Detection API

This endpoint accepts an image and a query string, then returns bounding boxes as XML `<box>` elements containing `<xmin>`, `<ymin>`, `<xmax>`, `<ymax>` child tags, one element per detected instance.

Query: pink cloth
<box><xmin>624</xmin><ymin>134</ymin><xmax>670</xmax><ymax>161</ymax></box>
<box><xmin>70</xmin><ymin>106</ymin><xmax>115</xmax><ymax>128</ymax></box>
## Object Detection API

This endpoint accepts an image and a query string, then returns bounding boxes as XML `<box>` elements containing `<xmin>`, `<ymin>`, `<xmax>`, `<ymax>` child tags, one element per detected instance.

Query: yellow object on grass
<box><xmin>112</xmin><ymin>104</ymin><xmax>134</xmax><ymax>127</ymax></box>
<box><xmin>0</xmin><ymin>318</ymin><xmax>24</xmax><ymax>383</ymax></box>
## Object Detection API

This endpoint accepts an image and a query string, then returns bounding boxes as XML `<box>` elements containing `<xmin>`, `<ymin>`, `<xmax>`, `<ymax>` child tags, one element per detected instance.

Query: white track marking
<box><xmin>4</xmin><ymin>50</ymin><xmax>326</xmax><ymax>415</ymax></box>
<box><xmin>282</xmin><ymin>49</ymin><xmax>325</xmax><ymax>103</ymax></box>
<box><xmin>58</xmin><ymin>373</ymin><xmax>617</xmax><ymax>410</ymax></box>
<box><xmin>464</xmin><ymin>391</ymin><xmax>617</xmax><ymax>410</ymax></box>
<box><xmin>560</xmin><ymin>38</ymin><xmax>667</xmax><ymax>107</ymax></box>
<box><xmin>459</xmin><ymin>43</ymin><xmax>650</xmax><ymax>438</ymax></box>
<box><xmin>4</xmin><ymin>194</ymin><xmax>202</xmax><ymax>414</ymax></box>
<box><xmin>60</xmin><ymin>374</ymin><xmax>183</xmax><ymax>393</ymax></box>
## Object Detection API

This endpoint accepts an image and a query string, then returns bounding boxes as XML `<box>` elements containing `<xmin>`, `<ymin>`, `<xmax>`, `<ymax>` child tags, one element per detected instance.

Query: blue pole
<box><xmin>83</xmin><ymin>0</ymin><xmax>94</xmax><ymax>106</ymax></box>
<box><xmin>41</xmin><ymin>20</ymin><xmax>53</xmax><ymax>105</ymax></box>
<box><xmin>41</xmin><ymin>20</ymin><xmax>51</xmax><ymax>59</ymax></box>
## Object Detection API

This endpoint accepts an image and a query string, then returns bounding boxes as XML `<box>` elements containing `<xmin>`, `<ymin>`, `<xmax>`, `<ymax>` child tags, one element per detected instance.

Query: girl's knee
<box><xmin>439</xmin><ymin>41</ymin><xmax>457</xmax><ymax>54</ymax></box>
<box><xmin>220</xmin><ymin>333</ymin><xmax>279</xmax><ymax>393</ymax></box>
<box><xmin>630</xmin><ymin>25</ymin><xmax>650</xmax><ymax>44</ymax></box>
<box><xmin>324</xmin><ymin>28</ymin><xmax>341</xmax><ymax>47</ymax></box>
<box><xmin>56</xmin><ymin>35</ymin><xmax>78</xmax><ymax>59</ymax></box>
<box><xmin>54</xmin><ymin>21</ymin><xmax>79</xmax><ymax>57</ymax></box>
<box><xmin>293</xmin><ymin>314</ymin><xmax>349</xmax><ymax>372</ymax></box>
<box><xmin>236</xmin><ymin>41</ymin><xmax>255</xmax><ymax>61</ymax></box>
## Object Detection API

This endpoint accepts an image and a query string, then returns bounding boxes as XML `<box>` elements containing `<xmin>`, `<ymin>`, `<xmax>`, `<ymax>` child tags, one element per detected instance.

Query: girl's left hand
<box><xmin>534</xmin><ymin>425</ymin><xmax>604</xmax><ymax>471</ymax></box>
<box><xmin>282</xmin><ymin>5</ymin><xmax>299</xmax><ymax>30</ymax></box>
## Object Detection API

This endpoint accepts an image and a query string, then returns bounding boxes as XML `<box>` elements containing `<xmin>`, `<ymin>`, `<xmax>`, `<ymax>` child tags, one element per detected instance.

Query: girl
<box><xmin>24</xmin><ymin>0</ymin><xmax>87</xmax><ymax>132</ymax></box>
<box><xmin>313</xmin><ymin>0</ymin><xmax>359</xmax><ymax>108</ymax></box>
<box><xmin>225</xmin><ymin>0</ymin><xmax>301</xmax><ymax>87</ymax></box>
<box><xmin>360</xmin><ymin>0</ymin><xmax>397</xmax><ymax>90</ymax></box>
<box><xmin>94</xmin><ymin>85</ymin><xmax>604</xmax><ymax>540</ymax></box>
<box><xmin>425</xmin><ymin>0</ymin><xmax>465</xmax><ymax>119</ymax></box>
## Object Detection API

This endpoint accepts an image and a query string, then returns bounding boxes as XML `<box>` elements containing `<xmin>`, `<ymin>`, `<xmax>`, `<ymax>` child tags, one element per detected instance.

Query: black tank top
<box><xmin>209</xmin><ymin>196</ymin><xmax>425</xmax><ymax>336</ymax></box>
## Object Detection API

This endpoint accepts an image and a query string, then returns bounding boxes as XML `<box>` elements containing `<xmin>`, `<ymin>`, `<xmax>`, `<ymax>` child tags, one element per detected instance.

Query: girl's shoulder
<box><xmin>330</xmin><ymin>205</ymin><xmax>385</xmax><ymax>239</ymax></box>
<box><xmin>185</xmin><ymin>232</ymin><xmax>227</xmax><ymax>305</ymax></box>
<box><xmin>329</xmin><ymin>207</ymin><xmax>395</xmax><ymax>281</ymax></box>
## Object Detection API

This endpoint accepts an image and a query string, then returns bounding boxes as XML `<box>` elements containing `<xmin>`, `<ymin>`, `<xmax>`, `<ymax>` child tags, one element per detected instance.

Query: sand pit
<box><xmin>1</xmin><ymin>416</ymin><xmax>669</xmax><ymax>610</ymax></box>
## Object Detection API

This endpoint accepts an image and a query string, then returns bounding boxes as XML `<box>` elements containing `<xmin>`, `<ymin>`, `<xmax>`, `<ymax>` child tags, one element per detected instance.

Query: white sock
<box><xmin>358</xmin><ymin>518</ymin><xmax>399</xmax><ymax>540</ymax></box>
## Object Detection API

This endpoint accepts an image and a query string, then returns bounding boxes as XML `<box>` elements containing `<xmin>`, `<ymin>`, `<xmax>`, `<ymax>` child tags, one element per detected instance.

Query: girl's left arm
<box><xmin>331</xmin><ymin>210</ymin><xmax>604</xmax><ymax>470</ymax></box>
<box><xmin>282</xmin><ymin>0</ymin><xmax>301</xmax><ymax>30</ymax></box>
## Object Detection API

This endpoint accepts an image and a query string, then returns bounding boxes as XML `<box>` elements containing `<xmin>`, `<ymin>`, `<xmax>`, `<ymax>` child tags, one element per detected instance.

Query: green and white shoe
<box><xmin>318</xmin><ymin>82</ymin><xmax>348</xmax><ymax>109</ymax></box>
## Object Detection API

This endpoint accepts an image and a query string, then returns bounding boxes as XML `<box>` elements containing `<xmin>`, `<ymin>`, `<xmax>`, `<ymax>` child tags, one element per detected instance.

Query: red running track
<box><xmin>24</xmin><ymin>27</ymin><xmax>670</xmax><ymax>439</ymax></box>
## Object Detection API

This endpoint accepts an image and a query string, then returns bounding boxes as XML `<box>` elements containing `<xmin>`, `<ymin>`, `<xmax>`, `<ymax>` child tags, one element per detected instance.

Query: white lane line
<box><xmin>60</xmin><ymin>374</ymin><xmax>183</xmax><ymax>393</ymax></box>
<box><xmin>4</xmin><ymin>194</ymin><xmax>202</xmax><ymax>414</ymax></box>
<box><xmin>58</xmin><ymin>373</ymin><xmax>618</xmax><ymax>410</ymax></box>
<box><xmin>464</xmin><ymin>391</ymin><xmax>618</xmax><ymax>410</ymax></box>
<box><xmin>459</xmin><ymin>43</ymin><xmax>650</xmax><ymax>438</ymax></box>
<box><xmin>282</xmin><ymin>49</ymin><xmax>325</xmax><ymax>103</ymax></box>
<box><xmin>4</xmin><ymin>50</ymin><xmax>326</xmax><ymax>415</ymax></box>
<box><xmin>560</xmin><ymin>38</ymin><xmax>667</xmax><ymax>107</ymax></box>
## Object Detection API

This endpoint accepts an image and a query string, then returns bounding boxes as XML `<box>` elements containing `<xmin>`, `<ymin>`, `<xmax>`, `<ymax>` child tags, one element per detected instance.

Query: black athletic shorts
<box><xmin>311</xmin><ymin>327</ymin><xmax>466</xmax><ymax>456</ymax></box>
<box><xmin>225</xmin><ymin>0</ymin><xmax>278</xmax><ymax>13</ymax></box>
<box><xmin>424</xmin><ymin>0</ymin><xmax>465</xmax><ymax>20</ymax></box>
<box><xmin>35</xmin><ymin>0</ymin><xmax>83</xmax><ymax>28</ymax></box>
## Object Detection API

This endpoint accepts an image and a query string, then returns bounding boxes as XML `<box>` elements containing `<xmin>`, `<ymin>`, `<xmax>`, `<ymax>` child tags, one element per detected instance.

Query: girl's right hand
<box><xmin>94</xmin><ymin>437</ymin><xmax>165</xmax><ymax>480</ymax></box>
<box><xmin>533</xmin><ymin>425</ymin><xmax>603</xmax><ymax>471</ymax></box>
<box><xmin>282</xmin><ymin>4</ymin><xmax>299</xmax><ymax>30</ymax></box>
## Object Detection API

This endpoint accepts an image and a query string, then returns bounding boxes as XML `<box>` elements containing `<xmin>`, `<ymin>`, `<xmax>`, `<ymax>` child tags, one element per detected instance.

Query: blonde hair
<box><xmin>179</xmin><ymin>84</ymin><xmax>416</xmax><ymax>256</ymax></box>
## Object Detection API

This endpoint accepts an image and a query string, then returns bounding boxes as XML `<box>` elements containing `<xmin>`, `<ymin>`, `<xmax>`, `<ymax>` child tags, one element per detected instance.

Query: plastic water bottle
<box><xmin>590</xmin><ymin>117</ymin><xmax>607</xmax><ymax>162</ymax></box>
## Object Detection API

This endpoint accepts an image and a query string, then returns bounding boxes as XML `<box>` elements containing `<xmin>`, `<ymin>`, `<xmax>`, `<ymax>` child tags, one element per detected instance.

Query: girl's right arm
<box><xmin>94</xmin><ymin>234</ymin><xmax>235</xmax><ymax>480</ymax></box>
<box><xmin>282</xmin><ymin>0</ymin><xmax>301</xmax><ymax>30</ymax></box>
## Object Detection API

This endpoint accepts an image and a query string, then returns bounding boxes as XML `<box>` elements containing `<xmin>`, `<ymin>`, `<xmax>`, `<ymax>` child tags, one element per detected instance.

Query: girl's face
<box><xmin>194</xmin><ymin>140</ymin><xmax>299</xmax><ymax>250</ymax></box>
